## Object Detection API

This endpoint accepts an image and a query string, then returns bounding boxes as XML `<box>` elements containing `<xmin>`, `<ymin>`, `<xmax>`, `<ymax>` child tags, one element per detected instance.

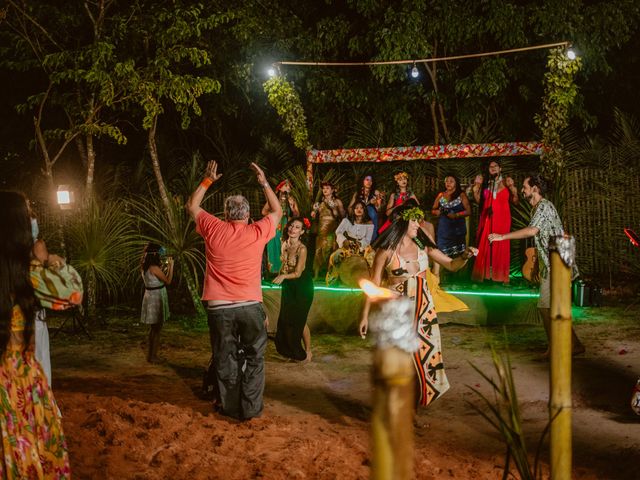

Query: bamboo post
<box><xmin>361</xmin><ymin>281</ymin><xmax>418</xmax><ymax>480</ymax></box>
<box><xmin>372</xmin><ymin>346</ymin><xmax>415</xmax><ymax>480</ymax></box>
<box><xmin>549</xmin><ymin>235</ymin><xmax>575</xmax><ymax>480</ymax></box>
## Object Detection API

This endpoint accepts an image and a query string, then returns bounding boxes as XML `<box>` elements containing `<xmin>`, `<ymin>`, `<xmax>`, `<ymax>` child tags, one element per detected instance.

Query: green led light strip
<box><xmin>261</xmin><ymin>284</ymin><xmax>539</xmax><ymax>297</ymax></box>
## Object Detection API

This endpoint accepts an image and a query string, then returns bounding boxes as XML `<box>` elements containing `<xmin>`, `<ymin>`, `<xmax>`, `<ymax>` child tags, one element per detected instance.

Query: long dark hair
<box><xmin>0</xmin><ymin>191</ymin><xmax>37</xmax><ymax>354</ymax></box>
<box><xmin>478</xmin><ymin>159</ymin><xmax>503</xmax><ymax>213</ymax></box>
<box><xmin>282</xmin><ymin>217</ymin><xmax>307</xmax><ymax>242</ymax></box>
<box><xmin>372</xmin><ymin>201</ymin><xmax>436</xmax><ymax>251</ymax></box>
<box><xmin>443</xmin><ymin>174</ymin><xmax>463</xmax><ymax>201</ymax></box>
<box><xmin>348</xmin><ymin>200</ymin><xmax>371</xmax><ymax>224</ymax></box>
<box><xmin>358</xmin><ymin>173</ymin><xmax>376</xmax><ymax>201</ymax></box>
<box><xmin>141</xmin><ymin>242</ymin><xmax>162</xmax><ymax>272</ymax></box>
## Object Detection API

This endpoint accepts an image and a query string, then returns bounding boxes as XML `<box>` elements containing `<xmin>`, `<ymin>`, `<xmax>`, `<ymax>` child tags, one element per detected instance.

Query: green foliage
<box><xmin>263</xmin><ymin>76</ymin><xmax>311</xmax><ymax>150</ymax></box>
<box><xmin>535</xmin><ymin>47</ymin><xmax>582</xmax><ymax>178</ymax></box>
<box><xmin>66</xmin><ymin>199</ymin><xmax>138</xmax><ymax>303</ymax></box>
<box><xmin>128</xmin><ymin>194</ymin><xmax>207</xmax><ymax>319</ymax></box>
<box><xmin>468</xmin><ymin>339</ymin><xmax>549</xmax><ymax>480</ymax></box>
<box><xmin>117</xmin><ymin>2</ymin><xmax>224</xmax><ymax>131</ymax></box>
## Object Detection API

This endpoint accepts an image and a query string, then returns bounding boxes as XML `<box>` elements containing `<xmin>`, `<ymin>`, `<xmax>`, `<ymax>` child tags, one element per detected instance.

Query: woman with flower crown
<box><xmin>273</xmin><ymin>217</ymin><xmax>315</xmax><ymax>362</ymax></box>
<box><xmin>359</xmin><ymin>203</ymin><xmax>477</xmax><ymax>408</ymax></box>
<box><xmin>262</xmin><ymin>179</ymin><xmax>299</xmax><ymax>274</ymax></box>
<box><xmin>379</xmin><ymin>171</ymin><xmax>418</xmax><ymax>234</ymax></box>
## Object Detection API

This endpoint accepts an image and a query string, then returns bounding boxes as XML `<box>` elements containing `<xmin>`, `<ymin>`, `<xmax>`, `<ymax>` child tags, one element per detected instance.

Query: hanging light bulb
<box><xmin>566</xmin><ymin>48</ymin><xmax>576</xmax><ymax>60</ymax></box>
<box><xmin>410</xmin><ymin>63</ymin><xmax>419</xmax><ymax>79</ymax></box>
<box><xmin>267</xmin><ymin>66</ymin><xmax>277</xmax><ymax>77</ymax></box>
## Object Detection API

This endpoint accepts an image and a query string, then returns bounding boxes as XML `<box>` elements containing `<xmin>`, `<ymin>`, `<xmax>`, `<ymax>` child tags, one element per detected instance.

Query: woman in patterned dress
<box><xmin>140</xmin><ymin>242</ymin><xmax>174</xmax><ymax>363</ymax></box>
<box><xmin>431</xmin><ymin>174</ymin><xmax>471</xmax><ymax>278</ymax></box>
<box><xmin>311</xmin><ymin>182</ymin><xmax>345</xmax><ymax>279</ymax></box>
<box><xmin>0</xmin><ymin>191</ymin><xmax>70</xmax><ymax>479</ymax></box>
<box><xmin>359</xmin><ymin>204</ymin><xmax>477</xmax><ymax>408</ymax></box>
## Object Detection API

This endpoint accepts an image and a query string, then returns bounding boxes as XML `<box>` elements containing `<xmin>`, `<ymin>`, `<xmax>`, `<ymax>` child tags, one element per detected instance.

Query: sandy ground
<box><xmin>47</xmin><ymin>304</ymin><xmax>640</xmax><ymax>480</ymax></box>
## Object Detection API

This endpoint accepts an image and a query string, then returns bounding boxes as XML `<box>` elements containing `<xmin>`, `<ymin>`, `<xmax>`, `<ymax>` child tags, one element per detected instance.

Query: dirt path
<box><xmin>50</xmin><ymin>306</ymin><xmax>640</xmax><ymax>479</ymax></box>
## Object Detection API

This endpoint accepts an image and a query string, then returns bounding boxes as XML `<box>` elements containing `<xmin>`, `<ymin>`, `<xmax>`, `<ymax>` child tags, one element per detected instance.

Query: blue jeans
<box><xmin>207</xmin><ymin>303</ymin><xmax>267</xmax><ymax>420</ymax></box>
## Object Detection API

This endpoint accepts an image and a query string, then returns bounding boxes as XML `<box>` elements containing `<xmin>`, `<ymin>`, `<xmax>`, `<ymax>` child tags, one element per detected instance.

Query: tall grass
<box><xmin>468</xmin><ymin>340</ymin><xmax>551</xmax><ymax>480</ymax></box>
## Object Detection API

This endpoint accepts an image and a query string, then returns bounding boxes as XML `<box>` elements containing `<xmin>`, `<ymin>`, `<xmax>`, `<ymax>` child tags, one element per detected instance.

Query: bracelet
<box><xmin>200</xmin><ymin>177</ymin><xmax>213</xmax><ymax>189</ymax></box>
<box><xmin>261</xmin><ymin>182</ymin><xmax>270</xmax><ymax>188</ymax></box>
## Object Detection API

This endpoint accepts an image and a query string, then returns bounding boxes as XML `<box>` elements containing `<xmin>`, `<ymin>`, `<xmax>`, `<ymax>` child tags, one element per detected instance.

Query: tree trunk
<box><xmin>148</xmin><ymin>115</ymin><xmax>176</xmax><ymax>230</ymax></box>
<box><xmin>183</xmin><ymin>265</ymin><xmax>206</xmax><ymax>319</ymax></box>
<box><xmin>34</xmin><ymin>114</ymin><xmax>66</xmax><ymax>252</ymax></box>
<box><xmin>429</xmin><ymin>98</ymin><xmax>440</xmax><ymax>144</ymax></box>
<box><xmin>84</xmin><ymin>133</ymin><xmax>96</xmax><ymax>204</ymax></box>
<box><xmin>86</xmin><ymin>272</ymin><xmax>97</xmax><ymax>324</ymax></box>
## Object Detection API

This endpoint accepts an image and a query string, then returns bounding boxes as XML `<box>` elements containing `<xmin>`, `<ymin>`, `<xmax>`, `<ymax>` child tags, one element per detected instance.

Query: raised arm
<box><xmin>471</xmin><ymin>174</ymin><xmax>483</xmax><ymax>204</ymax></box>
<box><xmin>148</xmin><ymin>258</ymin><xmax>174</xmax><ymax>285</ymax></box>
<box><xmin>504</xmin><ymin>176</ymin><xmax>519</xmax><ymax>205</ymax></box>
<box><xmin>261</xmin><ymin>201</ymin><xmax>271</xmax><ymax>217</ymax></box>
<box><xmin>187</xmin><ymin>160</ymin><xmax>222</xmax><ymax>220</ymax></box>
<box><xmin>289</xmin><ymin>196</ymin><xmax>300</xmax><ymax>217</ymax></box>
<box><xmin>251</xmin><ymin>163</ymin><xmax>282</xmax><ymax>225</ymax></box>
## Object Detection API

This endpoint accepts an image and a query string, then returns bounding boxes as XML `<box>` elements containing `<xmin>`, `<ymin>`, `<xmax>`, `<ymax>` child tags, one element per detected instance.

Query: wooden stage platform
<box><xmin>262</xmin><ymin>282</ymin><xmax>541</xmax><ymax>334</ymax></box>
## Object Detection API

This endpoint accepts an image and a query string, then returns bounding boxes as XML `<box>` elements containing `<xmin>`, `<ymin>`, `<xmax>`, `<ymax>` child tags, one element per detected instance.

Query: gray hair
<box><xmin>224</xmin><ymin>195</ymin><xmax>250</xmax><ymax>221</ymax></box>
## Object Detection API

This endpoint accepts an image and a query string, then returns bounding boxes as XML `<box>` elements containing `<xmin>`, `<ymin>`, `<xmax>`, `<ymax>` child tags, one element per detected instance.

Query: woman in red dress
<box><xmin>471</xmin><ymin>160</ymin><xmax>519</xmax><ymax>283</ymax></box>
<box><xmin>379</xmin><ymin>171</ymin><xmax>418</xmax><ymax>234</ymax></box>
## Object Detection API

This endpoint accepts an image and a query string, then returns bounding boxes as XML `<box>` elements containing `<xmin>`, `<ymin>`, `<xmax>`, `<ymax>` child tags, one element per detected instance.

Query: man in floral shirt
<box><xmin>488</xmin><ymin>174</ymin><xmax>585</xmax><ymax>355</ymax></box>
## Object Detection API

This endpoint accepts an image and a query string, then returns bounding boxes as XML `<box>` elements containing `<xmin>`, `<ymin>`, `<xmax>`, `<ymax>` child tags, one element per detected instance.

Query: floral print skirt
<box><xmin>1</xmin><ymin>348</ymin><xmax>70</xmax><ymax>479</ymax></box>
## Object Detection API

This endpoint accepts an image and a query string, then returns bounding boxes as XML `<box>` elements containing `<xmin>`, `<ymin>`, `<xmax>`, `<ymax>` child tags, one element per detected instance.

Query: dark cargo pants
<box><xmin>207</xmin><ymin>303</ymin><xmax>267</xmax><ymax>420</ymax></box>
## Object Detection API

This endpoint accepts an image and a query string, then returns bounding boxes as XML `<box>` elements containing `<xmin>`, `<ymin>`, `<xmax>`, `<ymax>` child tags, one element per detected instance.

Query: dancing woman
<box><xmin>262</xmin><ymin>180</ymin><xmax>299</xmax><ymax>274</ymax></box>
<box><xmin>379</xmin><ymin>171</ymin><xmax>418</xmax><ymax>234</ymax></box>
<box><xmin>349</xmin><ymin>174</ymin><xmax>383</xmax><ymax>241</ymax></box>
<box><xmin>431</xmin><ymin>174</ymin><xmax>471</xmax><ymax>278</ymax></box>
<box><xmin>359</xmin><ymin>204</ymin><xmax>476</xmax><ymax>407</ymax></box>
<box><xmin>470</xmin><ymin>160</ymin><xmax>518</xmax><ymax>283</ymax></box>
<box><xmin>274</xmin><ymin>218</ymin><xmax>314</xmax><ymax>362</ymax></box>
<box><xmin>0</xmin><ymin>191</ymin><xmax>70</xmax><ymax>478</ymax></box>
<box><xmin>312</xmin><ymin>181</ymin><xmax>345</xmax><ymax>279</ymax></box>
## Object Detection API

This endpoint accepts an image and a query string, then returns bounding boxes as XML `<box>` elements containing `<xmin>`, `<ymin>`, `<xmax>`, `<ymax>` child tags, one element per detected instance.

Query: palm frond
<box><xmin>467</xmin><ymin>333</ymin><xmax>543</xmax><ymax>480</ymax></box>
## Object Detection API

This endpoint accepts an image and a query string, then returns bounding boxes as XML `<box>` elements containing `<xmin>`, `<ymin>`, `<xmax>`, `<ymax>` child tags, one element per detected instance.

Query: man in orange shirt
<box><xmin>187</xmin><ymin>161</ymin><xmax>282</xmax><ymax>420</ymax></box>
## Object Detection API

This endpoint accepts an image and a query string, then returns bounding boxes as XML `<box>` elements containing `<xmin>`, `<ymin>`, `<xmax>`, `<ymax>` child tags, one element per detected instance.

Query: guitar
<box><xmin>522</xmin><ymin>247</ymin><xmax>540</xmax><ymax>284</ymax></box>
<box><xmin>624</xmin><ymin>228</ymin><xmax>640</xmax><ymax>248</ymax></box>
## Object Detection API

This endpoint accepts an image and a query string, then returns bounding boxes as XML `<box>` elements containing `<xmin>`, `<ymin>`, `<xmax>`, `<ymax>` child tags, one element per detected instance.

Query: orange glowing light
<box><xmin>359</xmin><ymin>279</ymin><xmax>395</xmax><ymax>299</ymax></box>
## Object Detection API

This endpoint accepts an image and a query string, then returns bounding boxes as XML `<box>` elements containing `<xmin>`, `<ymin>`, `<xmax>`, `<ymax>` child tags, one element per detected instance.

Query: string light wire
<box><xmin>273</xmin><ymin>41</ymin><xmax>571</xmax><ymax>68</ymax></box>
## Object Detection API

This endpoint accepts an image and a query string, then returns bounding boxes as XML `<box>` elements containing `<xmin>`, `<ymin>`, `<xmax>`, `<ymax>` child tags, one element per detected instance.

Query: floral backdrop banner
<box><xmin>305</xmin><ymin>142</ymin><xmax>546</xmax><ymax>188</ymax></box>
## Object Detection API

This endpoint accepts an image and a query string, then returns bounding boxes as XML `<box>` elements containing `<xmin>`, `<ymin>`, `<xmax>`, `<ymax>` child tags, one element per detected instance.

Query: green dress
<box><xmin>266</xmin><ymin>201</ymin><xmax>292</xmax><ymax>274</ymax></box>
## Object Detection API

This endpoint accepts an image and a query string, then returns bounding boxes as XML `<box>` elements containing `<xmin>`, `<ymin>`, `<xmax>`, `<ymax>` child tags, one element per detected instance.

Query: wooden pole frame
<box><xmin>549</xmin><ymin>235</ymin><xmax>574</xmax><ymax>480</ymax></box>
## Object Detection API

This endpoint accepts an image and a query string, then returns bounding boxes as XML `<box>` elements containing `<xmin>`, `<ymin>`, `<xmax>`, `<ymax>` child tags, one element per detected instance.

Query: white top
<box><xmin>335</xmin><ymin>218</ymin><xmax>374</xmax><ymax>248</ymax></box>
